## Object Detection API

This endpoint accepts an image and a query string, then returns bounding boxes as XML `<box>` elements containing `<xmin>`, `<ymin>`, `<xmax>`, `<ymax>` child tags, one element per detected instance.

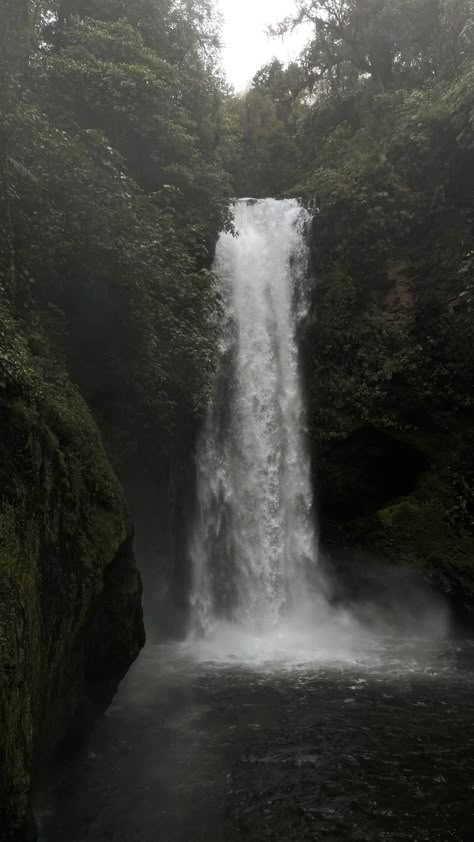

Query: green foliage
<box><xmin>302</xmin><ymin>66</ymin><xmax>474</xmax><ymax>546</ymax></box>
<box><xmin>0</xmin><ymin>305</ymin><xmax>37</xmax><ymax>395</ymax></box>
<box><xmin>253</xmin><ymin>59</ymin><xmax>306</xmax><ymax>122</ymax></box>
<box><xmin>223</xmin><ymin>90</ymin><xmax>300</xmax><ymax>197</ymax></box>
<box><xmin>276</xmin><ymin>0</ymin><xmax>474</xmax><ymax>95</ymax></box>
<box><xmin>371</xmin><ymin>430</ymin><xmax>474</xmax><ymax>581</ymax></box>
<box><xmin>1</xmin><ymin>0</ymin><xmax>233</xmax><ymax>476</ymax></box>
<box><xmin>1</xmin><ymin>1</ymin><xmax>233</xmax><ymax>835</ymax></box>
<box><xmin>253</xmin><ymin>1</ymin><xmax>474</xmax><ymax>574</ymax></box>
<box><xmin>307</xmin><ymin>271</ymin><xmax>416</xmax><ymax>439</ymax></box>
<box><xmin>42</xmin><ymin>15</ymin><xmax>231</xmax><ymax>232</ymax></box>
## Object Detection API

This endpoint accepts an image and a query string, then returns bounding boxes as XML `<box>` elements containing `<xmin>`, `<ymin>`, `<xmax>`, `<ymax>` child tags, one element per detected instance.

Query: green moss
<box><xmin>375</xmin><ymin>471</ymin><xmax>474</xmax><ymax>581</ymax></box>
<box><xmin>317</xmin><ymin>412</ymin><xmax>474</xmax><ymax>596</ymax></box>
<box><xmin>0</xmin><ymin>320</ymin><xmax>143</xmax><ymax>839</ymax></box>
<box><xmin>89</xmin><ymin>508</ymin><xmax>125</xmax><ymax>567</ymax></box>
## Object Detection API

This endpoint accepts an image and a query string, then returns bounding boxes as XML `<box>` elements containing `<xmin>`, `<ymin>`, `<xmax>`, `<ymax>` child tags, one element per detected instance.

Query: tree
<box><xmin>275</xmin><ymin>0</ymin><xmax>472</xmax><ymax>94</ymax></box>
<box><xmin>41</xmin><ymin>2</ymin><xmax>231</xmax><ymax>241</ymax></box>
<box><xmin>252</xmin><ymin>58</ymin><xmax>306</xmax><ymax>122</ymax></box>
<box><xmin>435</xmin><ymin>0</ymin><xmax>474</xmax><ymax>76</ymax></box>
<box><xmin>222</xmin><ymin>90</ymin><xmax>300</xmax><ymax>197</ymax></box>
<box><xmin>1</xmin><ymin>0</ymin><xmax>233</xmax><ymax>478</ymax></box>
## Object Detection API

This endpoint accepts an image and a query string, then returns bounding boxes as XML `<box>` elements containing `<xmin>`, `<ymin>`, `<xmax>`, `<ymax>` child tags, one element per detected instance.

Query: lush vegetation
<box><xmin>1</xmin><ymin>0</ymin><xmax>474</xmax><ymax>835</ymax></box>
<box><xmin>1</xmin><ymin>2</ymin><xmax>231</xmax><ymax>837</ymax></box>
<box><xmin>227</xmin><ymin>0</ymin><xmax>474</xmax><ymax>590</ymax></box>
<box><xmin>1</xmin><ymin>0</ymin><xmax>233</xmax><ymax>480</ymax></box>
<box><xmin>3</xmin><ymin>0</ymin><xmax>472</xmax><ymax>588</ymax></box>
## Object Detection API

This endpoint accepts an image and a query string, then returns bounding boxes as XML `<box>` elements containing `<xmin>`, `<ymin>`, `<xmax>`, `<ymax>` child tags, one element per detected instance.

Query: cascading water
<box><xmin>40</xmin><ymin>215</ymin><xmax>457</xmax><ymax>842</ymax></box>
<box><xmin>191</xmin><ymin>198</ymin><xmax>317</xmax><ymax>634</ymax></box>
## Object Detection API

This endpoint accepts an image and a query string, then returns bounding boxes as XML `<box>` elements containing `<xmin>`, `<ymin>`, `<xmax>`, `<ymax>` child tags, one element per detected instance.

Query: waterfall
<box><xmin>191</xmin><ymin>198</ymin><xmax>316</xmax><ymax>634</ymax></box>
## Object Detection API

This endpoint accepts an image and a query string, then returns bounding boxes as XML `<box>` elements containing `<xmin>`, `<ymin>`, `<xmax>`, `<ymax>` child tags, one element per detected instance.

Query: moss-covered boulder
<box><xmin>0</xmin><ymin>308</ymin><xmax>145</xmax><ymax>840</ymax></box>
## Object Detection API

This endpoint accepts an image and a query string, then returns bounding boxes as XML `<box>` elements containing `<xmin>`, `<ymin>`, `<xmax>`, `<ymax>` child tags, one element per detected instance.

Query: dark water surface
<box><xmin>38</xmin><ymin>638</ymin><xmax>474</xmax><ymax>842</ymax></box>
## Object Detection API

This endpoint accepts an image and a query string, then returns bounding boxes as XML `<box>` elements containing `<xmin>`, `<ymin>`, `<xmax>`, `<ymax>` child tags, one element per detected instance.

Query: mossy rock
<box><xmin>0</xmin><ymin>324</ymin><xmax>145</xmax><ymax>840</ymax></box>
<box><xmin>315</xmin><ymin>414</ymin><xmax>474</xmax><ymax>608</ymax></box>
<box><xmin>375</xmin><ymin>475</ymin><xmax>474</xmax><ymax>585</ymax></box>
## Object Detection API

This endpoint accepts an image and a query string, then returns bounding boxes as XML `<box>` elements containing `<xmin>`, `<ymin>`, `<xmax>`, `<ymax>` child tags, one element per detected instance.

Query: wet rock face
<box><xmin>316</xmin><ymin>427</ymin><xmax>429</xmax><ymax>523</ymax></box>
<box><xmin>0</xmin><ymin>392</ymin><xmax>145</xmax><ymax>841</ymax></box>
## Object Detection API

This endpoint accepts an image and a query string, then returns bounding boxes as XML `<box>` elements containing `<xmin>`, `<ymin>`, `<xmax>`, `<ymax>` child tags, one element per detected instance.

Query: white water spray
<box><xmin>191</xmin><ymin>199</ymin><xmax>317</xmax><ymax>634</ymax></box>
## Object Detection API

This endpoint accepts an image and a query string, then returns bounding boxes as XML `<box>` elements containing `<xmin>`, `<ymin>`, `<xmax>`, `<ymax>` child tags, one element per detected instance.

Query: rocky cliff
<box><xmin>0</xmin><ymin>307</ymin><xmax>145</xmax><ymax>840</ymax></box>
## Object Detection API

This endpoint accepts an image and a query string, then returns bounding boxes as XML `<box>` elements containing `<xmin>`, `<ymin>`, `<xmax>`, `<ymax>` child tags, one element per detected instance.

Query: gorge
<box><xmin>1</xmin><ymin>0</ymin><xmax>474</xmax><ymax>839</ymax></box>
<box><xmin>36</xmin><ymin>198</ymin><xmax>474</xmax><ymax>842</ymax></box>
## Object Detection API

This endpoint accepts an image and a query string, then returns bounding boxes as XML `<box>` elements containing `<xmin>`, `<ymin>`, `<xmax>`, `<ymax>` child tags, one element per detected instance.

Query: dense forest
<box><xmin>226</xmin><ymin>0</ymin><xmax>474</xmax><ymax>604</ymax></box>
<box><xmin>1</xmin><ymin>1</ymin><xmax>232</xmax><ymax>837</ymax></box>
<box><xmin>1</xmin><ymin>0</ymin><xmax>474</xmax><ymax>839</ymax></box>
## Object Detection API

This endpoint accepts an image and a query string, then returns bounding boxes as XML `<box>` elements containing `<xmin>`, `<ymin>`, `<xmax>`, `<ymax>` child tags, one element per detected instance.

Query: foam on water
<box><xmin>186</xmin><ymin>617</ymin><xmax>366</xmax><ymax>667</ymax></box>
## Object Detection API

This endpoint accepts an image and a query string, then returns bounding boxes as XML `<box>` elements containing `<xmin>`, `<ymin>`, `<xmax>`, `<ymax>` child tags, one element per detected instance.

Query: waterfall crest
<box><xmin>191</xmin><ymin>198</ymin><xmax>316</xmax><ymax>633</ymax></box>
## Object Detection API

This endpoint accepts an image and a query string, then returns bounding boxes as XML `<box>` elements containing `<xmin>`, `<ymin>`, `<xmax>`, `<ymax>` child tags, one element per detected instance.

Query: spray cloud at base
<box><xmin>188</xmin><ymin>198</ymin><xmax>449</xmax><ymax>664</ymax></box>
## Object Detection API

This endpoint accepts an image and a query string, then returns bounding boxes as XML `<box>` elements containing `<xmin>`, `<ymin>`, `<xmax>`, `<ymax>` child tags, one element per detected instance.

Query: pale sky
<box><xmin>219</xmin><ymin>0</ymin><xmax>313</xmax><ymax>92</ymax></box>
